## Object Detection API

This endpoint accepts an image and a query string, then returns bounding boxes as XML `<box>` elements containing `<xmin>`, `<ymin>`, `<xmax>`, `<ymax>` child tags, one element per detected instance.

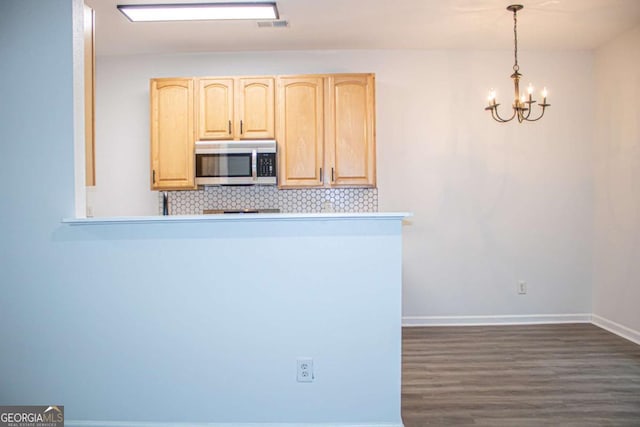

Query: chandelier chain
<box><xmin>513</xmin><ymin>8</ymin><xmax>519</xmax><ymax>72</ymax></box>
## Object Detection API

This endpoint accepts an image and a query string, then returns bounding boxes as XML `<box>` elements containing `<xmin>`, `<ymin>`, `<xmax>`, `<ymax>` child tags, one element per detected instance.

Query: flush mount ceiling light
<box><xmin>485</xmin><ymin>5</ymin><xmax>550</xmax><ymax>123</ymax></box>
<box><xmin>117</xmin><ymin>2</ymin><xmax>279</xmax><ymax>22</ymax></box>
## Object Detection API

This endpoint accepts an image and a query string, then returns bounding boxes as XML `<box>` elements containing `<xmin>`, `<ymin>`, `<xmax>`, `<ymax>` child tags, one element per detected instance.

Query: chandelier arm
<box><xmin>490</xmin><ymin>107</ymin><xmax>506</xmax><ymax>123</ymax></box>
<box><xmin>486</xmin><ymin>102</ymin><xmax>515</xmax><ymax>122</ymax></box>
<box><xmin>522</xmin><ymin>106</ymin><xmax>548</xmax><ymax>122</ymax></box>
<box><xmin>493</xmin><ymin>105</ymin><xmax>517</xmax><ymax>123</ymax></box>
<box><xmin>491</xmin><ymin>110</ymin><xmax>507</xmax><ymax>123</ymax></box>
<box><xmin>488</xmin><ymin>107</ymin><xmax>500</xmax><ymax>122</ymax></box>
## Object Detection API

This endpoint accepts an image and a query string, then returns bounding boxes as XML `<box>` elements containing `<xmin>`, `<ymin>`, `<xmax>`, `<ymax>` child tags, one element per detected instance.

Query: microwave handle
<box><xmin>251</xmin><ymin>149</ymin><xmax>257</xmax><ymax>181</ymax></box>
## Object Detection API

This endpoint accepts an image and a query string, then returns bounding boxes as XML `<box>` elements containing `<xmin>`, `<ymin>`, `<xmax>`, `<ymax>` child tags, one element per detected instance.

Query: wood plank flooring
<box><xmin>402</xmin><ymin>324</ymin><xmax>640</xmax><ymax>427</ymax></box>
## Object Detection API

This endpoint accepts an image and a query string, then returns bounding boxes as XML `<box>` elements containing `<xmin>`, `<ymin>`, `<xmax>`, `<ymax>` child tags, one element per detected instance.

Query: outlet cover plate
<box><xmin>297</xmin><ymin>357</ymin><xmax>314</xmax><ymax>382</ymax></box>
<box><xmin>518</xmin><ymin>280</ymin><xmax>527</xmax><ymax>295</ymax></box>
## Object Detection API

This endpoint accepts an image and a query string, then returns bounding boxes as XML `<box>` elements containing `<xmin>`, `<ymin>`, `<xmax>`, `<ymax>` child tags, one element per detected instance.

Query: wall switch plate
<box><xmin>518</xmin><ymin>280</ymin><xmax>527</xmax><ymax>295</ymax></box>
<box><xmin>297</xmin><ymin>358</ymin><xmax>314</xmax><ymax>382</ymax></box>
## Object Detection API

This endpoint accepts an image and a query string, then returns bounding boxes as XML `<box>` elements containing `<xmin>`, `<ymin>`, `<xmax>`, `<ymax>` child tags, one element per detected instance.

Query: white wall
<box><xmin>593</xmin><ymin>25</ymin><xmax>640</xmax><ymax>336</ymax></box>
<box><xmin>93</xmin><ymin>49</ymin><xmax>595</xmax><ymax>320</ymax></box>
<box><xmin>0</xmin><ymin>2</ymin><xmax>404</xmax><ymax>424</ymax></box>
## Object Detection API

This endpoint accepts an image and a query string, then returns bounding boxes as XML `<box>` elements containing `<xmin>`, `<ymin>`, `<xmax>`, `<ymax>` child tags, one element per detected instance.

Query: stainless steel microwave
<box><xmin>195</xmin><ymin>140</ymin><xmax>277</xmax><ymax>186</ymax></box>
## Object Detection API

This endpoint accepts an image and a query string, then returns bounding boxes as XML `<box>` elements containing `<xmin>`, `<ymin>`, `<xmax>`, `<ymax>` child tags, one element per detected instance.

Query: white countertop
<box><xmin>62</xmin><ymin>212</ymin><xmax>412</xmax><ymax>225</ymax></box>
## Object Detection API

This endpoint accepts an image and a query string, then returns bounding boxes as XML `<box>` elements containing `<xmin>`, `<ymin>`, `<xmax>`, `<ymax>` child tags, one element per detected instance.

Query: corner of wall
<box><xmin>591</xmin><ymin>23</ymin><xmax>640</xmax><ymax>335</ymax></box>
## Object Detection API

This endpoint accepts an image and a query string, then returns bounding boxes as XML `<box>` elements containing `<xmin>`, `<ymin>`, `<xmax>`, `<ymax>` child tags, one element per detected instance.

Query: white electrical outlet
<box><xmin>518</xmin><ymin>280</ymin><xmax>527</xmax><ymax>295</ymax></box>
<box><xmin>322</xmin><ymin>201</ymin><xmax>334</xmax><ymax>213</ymax></box>
<box><xmin>297</xmin><ymin>358</ymin><xmax>314</xmax><ymax>382</ymax></box>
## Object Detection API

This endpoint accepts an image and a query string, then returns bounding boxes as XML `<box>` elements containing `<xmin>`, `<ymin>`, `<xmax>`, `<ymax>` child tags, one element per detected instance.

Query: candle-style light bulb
<box><xmin>542</xmin><ymin>87</ymin><xmax>548</xmax><ymax>99</ymax></box>
<box><xmin>488</xmin><ymin>89</ymin><xmax>497</xmax><ymax>106</ymax></box>
<box><xmin>520</xmin><ymin>93</ymin><xmax>526</xmax><ymax>104</ymax></box>
<box><xmin>527</xmin><ymin>83</ymin><xmax>534</xmax><ymax>95</ymax></box>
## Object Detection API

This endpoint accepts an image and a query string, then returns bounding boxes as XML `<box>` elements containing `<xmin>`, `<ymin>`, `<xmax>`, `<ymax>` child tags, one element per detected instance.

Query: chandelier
<box><xmin>485</xmin><ymin>4</ymin><xmax>550</xmax><ymax>123</ymax></box>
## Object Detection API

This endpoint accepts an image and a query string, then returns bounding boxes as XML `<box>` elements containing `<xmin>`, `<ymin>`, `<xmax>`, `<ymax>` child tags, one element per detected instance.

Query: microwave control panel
<box><xmin>257</xmin><ymin>153</ymin><xmax>276</xmax><ymax>177</ymax></box>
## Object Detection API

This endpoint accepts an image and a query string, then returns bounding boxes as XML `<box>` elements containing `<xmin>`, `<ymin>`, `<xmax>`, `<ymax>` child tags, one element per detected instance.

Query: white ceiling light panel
<box><xmin>117</xmin><ymin>3</ymin><xmax>279</xmax><ymax>22</ymax></box>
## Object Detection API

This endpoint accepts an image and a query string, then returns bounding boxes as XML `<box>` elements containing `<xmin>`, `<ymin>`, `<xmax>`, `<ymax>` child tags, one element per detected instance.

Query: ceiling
<box><xmin>87</xmin><ymin>0</ymin><xmax>640</xmax><ymax>56</ymax></box>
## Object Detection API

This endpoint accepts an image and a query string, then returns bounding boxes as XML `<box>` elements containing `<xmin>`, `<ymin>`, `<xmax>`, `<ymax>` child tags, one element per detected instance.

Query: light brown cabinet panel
<box><xmin>197</xmin><ymin>77</ymin><xmax>274</xmax><ymax>140</ymax></box>
<box><xmin>197</xmin><ymin>78</ymin><xmax>234</xmax><ymax>140</ymax></box>
<box><xmin>150</xmin><ymin>78</ymin><xmax>196</xmax><ymax>190</ymax></box>
<box><xmin>276</xmin><ymin>73</ymin><xmax>376</xmax><ymax>189</ymax></box>
<box><xmin>276</xmin><ymin>76</ymin><xmax>324</xmax><ymax>188</ymax></box>
<box><xmin>237</xmin><ymin>78</ymin><xmax>275</xmax><ymax>139</ymax></box>
<box><xmin>326</xmin><ymin>74</ymin><xmax>376</xmax><ymax>187</ymax></box>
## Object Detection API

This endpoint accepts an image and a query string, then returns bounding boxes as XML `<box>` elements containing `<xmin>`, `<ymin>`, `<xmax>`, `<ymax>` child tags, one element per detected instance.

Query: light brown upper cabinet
<box><xmin>277</xmin><ymin>73</ymin><xmax>376</xmax><ymax>188</ymax></box>
<box><xmin>151</xmin><ymin>73</ymin><xmax>374</xmax><ymax>191</ymax></box>
<box><xmin>277</xmin><ymin>76</ymin><xmax>325</xmax><ymax>187</ymax></box>
<box><xmin>197</xmin><ymin>77</ymin><xmax>274</xmax><ymax>140</ymax></box>
<box><xmin>197</xmin><ymin>78</ymin><xmax>234</xmax><ymax>139</ymax></box>
<box><xmin>326</xmin><ymin>74</ymin><xmax>376</xmax><ymax>187</ymax></box>
<box><xmin>150</xmin><ymin>78</ymin><xmax>196</xmax><ymax>190</ymax></box>
<box><xmin>238</xmin><ymin>78</ymin><xmax>275</xmax><ymax>139</ymax></box>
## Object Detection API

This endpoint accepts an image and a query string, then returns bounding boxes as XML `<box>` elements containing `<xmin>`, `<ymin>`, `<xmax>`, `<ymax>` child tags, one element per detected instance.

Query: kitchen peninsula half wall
<box><xmin>59</xmin><ymin>213</ymin><xmax>409</xmax><ymax>426</ymax></box>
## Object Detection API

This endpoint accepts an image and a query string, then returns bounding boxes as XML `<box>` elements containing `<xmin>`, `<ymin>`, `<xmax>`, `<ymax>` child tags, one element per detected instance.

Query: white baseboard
<box><xmin>66</xmin><ymin>421</ymin><xmax>403</xmax><ymax>427</ymax></box>
<box><xmin>591</xmin><ymin>314</ymin><xmax>640</xmax><ymax>345</ymax></box>
<box><xmin>402</xmin><ymin>313</ymin><xmax>592</xmax><ymax>327</ymax></box>
<box><xmin>402</xmin><ymin>313</ymin><xmax>639</xmax><ymax>346</ymax></box>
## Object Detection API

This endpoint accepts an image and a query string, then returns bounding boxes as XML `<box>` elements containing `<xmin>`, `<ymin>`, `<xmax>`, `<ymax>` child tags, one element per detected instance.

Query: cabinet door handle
<box><xmin>331</xmin><ymin>167</ymin><xmax>335</xmax><ymax>182</ymax></box>
<box><xmin>228</xmin><ymin>120</ymin><xmax>231</xmax><ymax>134</ymax></box>
<box><xmin>240</xmin><ymin>120</ymin><xmax>244</xmax><ymax>135</ymax></box>
<box><xmin>153</xmin><ymin>169</ymin><xmax>156</xmax><ymax>184</ymax></box>
<box><xmin>320</xmin><ymin>167</ymin><xmax>323</xmax><ymax>184</ymax></box>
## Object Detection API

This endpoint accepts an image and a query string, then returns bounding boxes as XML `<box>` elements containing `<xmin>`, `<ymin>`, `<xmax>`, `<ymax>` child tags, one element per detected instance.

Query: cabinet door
<box><xmin>326</xmin><ymin>74</ymin><xmax>376</xmax><ymax>187</ymax></box>
<box><xmin>150</xmin><ymin>78</ymin><xmax>196</xmax><ymax>190</ymax></box>
<box><xmin>277</xmin><ymin>76</ymin><xmax>324</xmax><ymax>188</ymax></box>
<box><xmin>197</xmin><ymin>78</ymin><xmax>234</xmax><ymax>140</ymax></box>
<box><xmin>237</xmin><ymin>78</ymin><xmax>275</xmax><ymax>139</ymax></box>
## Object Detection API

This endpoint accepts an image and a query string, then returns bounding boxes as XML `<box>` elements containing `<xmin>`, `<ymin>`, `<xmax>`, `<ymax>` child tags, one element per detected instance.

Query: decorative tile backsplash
<box><xmin>160</xmin><ymin>186</ymin><xmax>378</xmax><ymax>215</ymax></box>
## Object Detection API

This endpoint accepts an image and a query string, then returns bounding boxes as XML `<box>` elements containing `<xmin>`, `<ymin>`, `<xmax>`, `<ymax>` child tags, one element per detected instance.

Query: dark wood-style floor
<box><xmin>402</xmin><ymin>324</ymin><xmax>640</xmax><ymax>427</ymax></box>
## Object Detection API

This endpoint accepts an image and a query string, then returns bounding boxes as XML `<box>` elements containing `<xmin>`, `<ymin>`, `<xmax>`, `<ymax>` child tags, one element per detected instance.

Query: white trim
<box><xmin>402</xmin><ymin>313</ymin><xmax>640</xmax><ymax>346</ymax></box>
<box><xmin>402</xmin><ymin>313</ymin><xmax>592</xmax><ymax>327</ymax></box>
<box><xmin>66</xmin><ymin>421</ymin><xmax>403</xmax><ymax>427</ymax></box>
<box><xmin>591</xmin><ymin>314</ymin><xmax>640</xmax><ymax>345</ymax></box>
<box><xmin>62</xmin><ymin>212</ymin><xmax>412</xmax><ymax>225</ymax></box>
